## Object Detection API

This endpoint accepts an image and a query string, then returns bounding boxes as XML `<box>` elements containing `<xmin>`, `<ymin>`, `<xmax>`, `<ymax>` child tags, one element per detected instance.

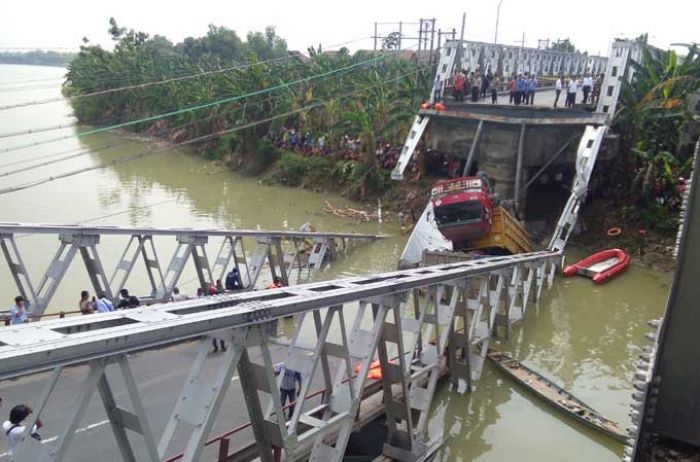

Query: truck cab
<box><xmin>431</xmin><ymin>176</ymin><xmax>494</xmax><ymax>244</ymax></box>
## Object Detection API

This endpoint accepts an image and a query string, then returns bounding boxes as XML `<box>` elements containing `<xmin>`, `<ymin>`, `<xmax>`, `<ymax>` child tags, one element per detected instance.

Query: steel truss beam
<box><xmin>0</xmin><ymin>225</ymin><xmax>381</xmax><ymax>316</ymax></box>
<box><xmin>1</xmin><ymin>250</ymin><xmax>560</xmax><ymax>462</ymax></box>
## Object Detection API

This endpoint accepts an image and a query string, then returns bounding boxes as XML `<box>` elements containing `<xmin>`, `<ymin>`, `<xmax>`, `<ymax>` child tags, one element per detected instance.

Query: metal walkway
<box><xmin>0</xmin><ymin>223</ymin><xmax>382</xmax><ymax>316</ymax></box>
<box><xmin>0</xmin><ymin>249</ymin><xmax>560</xmax><ymax>462</ymax></box>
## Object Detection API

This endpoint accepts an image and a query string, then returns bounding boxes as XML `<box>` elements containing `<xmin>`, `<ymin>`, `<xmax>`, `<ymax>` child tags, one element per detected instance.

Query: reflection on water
<box><xmin>0</xmin><ymin>65</ymin><xmax>670</xmax><ymax>461</ymax></box>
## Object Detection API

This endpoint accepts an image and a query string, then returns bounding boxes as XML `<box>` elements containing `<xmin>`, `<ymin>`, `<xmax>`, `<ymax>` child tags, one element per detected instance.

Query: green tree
<box><xmin>549</xmin><ymin>38</ymin><xmax>577</xmax><ymax>53</ymax></box>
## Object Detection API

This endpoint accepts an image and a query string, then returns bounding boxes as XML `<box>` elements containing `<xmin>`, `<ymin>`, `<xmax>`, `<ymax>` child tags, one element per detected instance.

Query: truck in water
<box><xmin>430</xmin><ymin>176</ymin><xmax>532</xmax><ymax>255</ymax></box>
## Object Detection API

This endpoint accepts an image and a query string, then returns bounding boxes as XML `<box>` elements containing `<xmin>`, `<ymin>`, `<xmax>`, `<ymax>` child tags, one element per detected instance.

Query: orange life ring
<box><xmin>607</xmin><ymin>227</ymin><xmax>622</xmax><ymax>237</ymax></box>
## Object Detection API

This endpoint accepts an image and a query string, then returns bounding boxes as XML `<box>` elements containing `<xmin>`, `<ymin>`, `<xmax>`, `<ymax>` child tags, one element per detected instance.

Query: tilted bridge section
<box><xmin>0</xmin><ymin>223</ymin><xmax>381</xmax><ymax>316</ymax></box>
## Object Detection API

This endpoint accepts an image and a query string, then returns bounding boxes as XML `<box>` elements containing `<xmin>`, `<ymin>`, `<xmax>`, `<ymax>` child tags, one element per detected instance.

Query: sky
<box><xmin>1</xmin><ymin>0</ymin><xmax>698</xmax><ymax>56</ymax></box>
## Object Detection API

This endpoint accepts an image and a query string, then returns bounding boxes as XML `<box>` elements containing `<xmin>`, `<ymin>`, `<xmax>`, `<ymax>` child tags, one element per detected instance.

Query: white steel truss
<box><xmin>0</xmin><ymin>223</ymin><xmax>381</xmax><ymax>316</ymax></box>
<box><xmin>0</xmin><ymin>250</ymin><xmax>561</xmax><ymax>462</ymax></box>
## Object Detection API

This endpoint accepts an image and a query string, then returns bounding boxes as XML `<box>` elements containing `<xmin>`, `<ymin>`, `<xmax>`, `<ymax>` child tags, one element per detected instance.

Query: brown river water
<box><xmin>0</xmin><ymin>64</ymin><xmax>670</xmax><ymax>461</ymax></box>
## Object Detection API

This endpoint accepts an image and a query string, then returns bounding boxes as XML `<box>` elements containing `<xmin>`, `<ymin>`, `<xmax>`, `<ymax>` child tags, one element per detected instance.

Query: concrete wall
<box><xmin>424</xmin><ymin>118</ymin><xmax>618</xmax><ymax>214</ymax></box>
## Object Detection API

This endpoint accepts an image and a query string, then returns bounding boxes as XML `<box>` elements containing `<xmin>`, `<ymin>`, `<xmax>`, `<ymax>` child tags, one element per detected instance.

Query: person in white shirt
<box><xmin>171</xmin><ymin>287</ymin><xmax>189</xmax><ymax>302</ymax></box>
<box><xmin>566</xmin><ymin>77</ymin><xmax>578</xmax><ymax>107</ymax></box>
<box><xmin>554</xmin><ymin>76</ymin><xmax>563</xmax><ymax>107</ymax></box>
<box><xmin>582</xmin><ymin>74</ymin><xmax>594</xmax><ymax>103</ymax></box>
<box><xmin>3</xmin><ymin>404</ymin><xmax>42</xmax><ymax>456</ymax></box>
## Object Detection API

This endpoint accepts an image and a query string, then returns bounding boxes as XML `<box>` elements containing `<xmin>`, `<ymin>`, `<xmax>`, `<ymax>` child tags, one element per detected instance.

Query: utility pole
<box><xmin>418</xmin><ymin>18</ymin><xmax>423</xmax><ymax>51</ymax></box>
<box><xmin>429</xmin><ymin>18</ymin><xmax>436</xmax><ymax>67</ymax></box>
<box><xmin>373</xmin><ymin>22</ymin><xmax>378</xmax><ymax>51</ymax></box>
<box><xmin>494</xmin><ymin>0</ymin><xmax>503</xmax><ymax>44</ymax></box>
<box><xmin>398</xmin><ymin>22</ymin><xmax>403</xmax><ymax>51</ymax></box>
<box><xmin>460</xmin><ymin>12</ymin><xmax>466</xmax><ymax>41</ymax></box>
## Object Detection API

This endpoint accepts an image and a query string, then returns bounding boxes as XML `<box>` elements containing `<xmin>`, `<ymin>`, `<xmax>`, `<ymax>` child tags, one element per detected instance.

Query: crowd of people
<box><xmin>267</xmin><ymin>128</ymin><xmax>403</xmax><ymax>170</ymax></box>
<box><xmin>437</xmin><ymin>70</ymin><xmax>605</xmax><ymax>108</ymax></box>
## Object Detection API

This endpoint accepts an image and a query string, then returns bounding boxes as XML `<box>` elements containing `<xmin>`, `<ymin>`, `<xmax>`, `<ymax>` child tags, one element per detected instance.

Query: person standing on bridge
<box><xmin>276</xmin><ymin>363</ymin><xmax>302</xmax><ymax>419</ymax></box>
<box><xmin>491</xmin><ymin>74</ymin><xmax>501</xmax><ymax>103</ymax></box>
<box><xmin>582</xmin><ymin>73</ymin><xmax>593</xmax><ymax>104</ymax></box>
<box><xmin>432</xmin><ymin>77</ymin><xmax>442</xmax><ymax>102</ymax></box>
<box><xmin>453</xmin><ymin>71</ymin><xmax>466</xmax><ymax>102</ymax></box>
<box><xmin>509</xmin><ymin>76</ymin><xmax>517</xmax><ymax>104</ymax></box>
<box><xmin>9</xmin><ymin>296</ymin><xmax>28</xmax><ymax>325</ymax></box>
<box><xmin>472</xmin><ymin>72</ymin><xmax>483</xmax><ymax>103</ymax></box>
<box><xmin>515</xmin><ymin>74</ymin><xmax>527</xmax><ymax>105</ymax></box>
<box><xmin>566</xmin><ymin>77</ymin><xmax>578</xmax><ymax>107</ymax></box>
<box><xmin>554</xmin><ymin>76</ymin><xmax>563</xmax><ymax>107</ymax></box>
<box><xmin>527</xmin><ymin>75</ymin><xmax>538</xmax><ymax>105</ymax></box>
<box><xmin>592</xmin><ymin>73</ymin><xmax>603</xmax><ymax>105</ymax></box>
<box><xmin>3</xmin><ymin>404</ymin><xmax>43</xmax><ymax>456</ymax></box>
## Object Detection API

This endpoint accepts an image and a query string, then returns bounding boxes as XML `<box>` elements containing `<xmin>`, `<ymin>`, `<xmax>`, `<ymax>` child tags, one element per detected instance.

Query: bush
<box><xmin>249</xmin><ymin>139</ymin><xmax>279</xmax><ymax>175</ymax></box>
<box><xmin>273</xmin><ymin>152</ymin><xmax>335</xmax><ymax>187</ymax></box>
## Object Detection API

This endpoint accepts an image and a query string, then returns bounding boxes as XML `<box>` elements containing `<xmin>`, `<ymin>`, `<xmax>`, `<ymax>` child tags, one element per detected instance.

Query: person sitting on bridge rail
<box><xmin>275</xmin><ymin>363</ymin><xmax>302</xmax><ymax>419</ymax></box>
<box><xmin>94</xmin><ymin>293</ymin><xmax>114</xmax><ymax>313</ymax></box>
<box><xmin>79</xmin><ymin>290</ymin><xmax>94</xmax><ymax>315</ymax></box>
<box><xmin>196</xmin><ymin>287</ymin><xmax>205</xmax><ymax>298</ymax></box>
<box><xmin>9</xmin><ymin>296</ymin><xmax>28</xmax><ymax>325</ymax></box>
<box><xmin>215</xmin><ymin>279</ymin><xmax>226</xmax><ymax>294</ymax></box>
<box><xmin>582</xmin><ymin>73</ymin><xmax>594</xmax><ymax>104</ymax></box>
<box><xmin>117</xmin><ymin>289</ymin><xmax>140</xmax><ymax>309</ymax></box>
<box><xmin>171</xmin><ymin>287</ymin><xmax>189</xmax><ymax>302</ymax></box>
<box><xmin>554</xmin><ymin>76</ymin><xmax>563</xmax><ymax>107</ymax></box>
<box><xmin>3</xmin><ymin>404</ymin><xmax>43</xmax><ymax>456</ymax></box>
<box><xmin>225</xmin><ymin>267</ymin><xmax>244</xmax><ymax>291</ymax></box>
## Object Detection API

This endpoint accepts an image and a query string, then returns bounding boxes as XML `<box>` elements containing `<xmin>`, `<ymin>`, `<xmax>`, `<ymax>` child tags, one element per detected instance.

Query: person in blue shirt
<box><xmin>275</xmin><ymin>363</ymin><xmax>302</xmax><ymax>419</ymax></box>
<box><xmin>94</xmin><ymin>293</ymin><xmax>114</xmax><ymax>313</ymax></box>
<box><xmin>9</xmin><ymin>296</ymin><xmax>27</xmax><ymax>325</ymax></box>
<box><xmin>527</xmin><ymin>75</ymin><xmax>538</xmax><ymax>105</ymax></box>
<box><xmin>515</xmin><ymin>74</ymin><xmax>527</xmax><ymax>105</ymax></box>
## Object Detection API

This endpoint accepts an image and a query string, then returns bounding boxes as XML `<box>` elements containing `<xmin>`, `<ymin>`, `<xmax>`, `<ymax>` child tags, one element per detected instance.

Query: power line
<box><xmin>0</xmin><ymin>65</ymin><xmax>428</xmax><ymax>196</ymax></box>
<box><xmin>0</xmin><ymin>49</ymin><xmax>405</xmax><ymax>152</ymax></box>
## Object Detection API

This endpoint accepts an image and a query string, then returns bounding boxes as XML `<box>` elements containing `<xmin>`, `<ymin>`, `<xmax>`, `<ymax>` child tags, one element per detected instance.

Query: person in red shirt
<box><xmin>453</xmin><ymin>72</ymin><xmax>466</xmax><ymax>102</ymax></box>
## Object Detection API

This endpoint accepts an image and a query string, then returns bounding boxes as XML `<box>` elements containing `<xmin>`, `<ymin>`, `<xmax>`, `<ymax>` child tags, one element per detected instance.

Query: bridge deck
<box><xmin>422</xmin><ymin>90</ymin><xmax>606</xmax><ymax>125</ymax></box>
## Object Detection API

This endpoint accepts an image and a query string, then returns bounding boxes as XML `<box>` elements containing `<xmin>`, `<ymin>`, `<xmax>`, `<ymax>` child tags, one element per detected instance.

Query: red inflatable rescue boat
<box><xmin>563</xmin><ymin>248</ymin><xmax>630</xmax><ymax>284</ymax></box>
